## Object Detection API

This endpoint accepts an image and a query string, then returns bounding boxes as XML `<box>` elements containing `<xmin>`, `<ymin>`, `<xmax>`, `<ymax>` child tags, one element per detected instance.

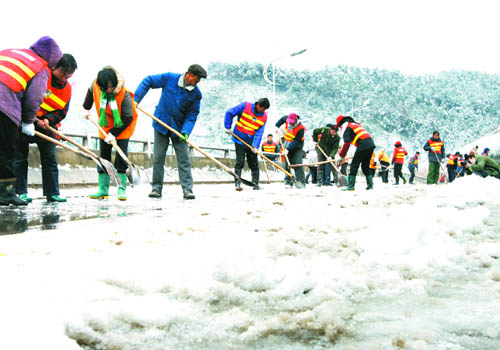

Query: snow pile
<box><xmin>0</xmin><ymin>175</ymin><xmax>499</xmax><ymax>350</ymax></box>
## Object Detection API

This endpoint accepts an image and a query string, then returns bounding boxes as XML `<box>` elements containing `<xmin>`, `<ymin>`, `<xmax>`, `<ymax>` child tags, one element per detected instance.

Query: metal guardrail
<box><xmin>62</xmin><ymin>131</ymin><xmax>283</xmax><ymax>160</ymax></box>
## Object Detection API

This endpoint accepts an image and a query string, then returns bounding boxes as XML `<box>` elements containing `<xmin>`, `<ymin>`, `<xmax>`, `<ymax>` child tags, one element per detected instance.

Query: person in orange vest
<box><xmin>0</xmin><ymin>36</ymin><xmax>62</xmax><ymax>206</ymax></box>
<box><xmin>275</xmin><ymin>113</ymin><xmax>307</xmax><ymax>189</ymax></box>
<box><xmin>335</xmin><ymin>115</ymin><xmax>376</xmax><ymax>190</ymax></box>
<box><xmin>423</xmin><ymin>131</ymin><xmax>445</xmax><ymax>184</ymax></box>
<box><xmin>407</xmin><ymin>151</ymin><xmax>420</xmax><ymax>184</ymax></box>
<box><xmin>369</xmin><ymin>150</ymin><xmax>378</xmax><ymax>176</ymax></box>
<box><xmin>391</xmin><ymin>141</ymin><xmax>408</xmax><ymax>185</ymax></box>
<box><xmin>261</xmin><ymin>133</ymin><xmax>280</xmax><ymax>161</ymax></box>
<box><xmin>378</xmin><ymin>149</ymin><xmax>390</xmax><ymax>183</ymax></box>
<box><xmin>13</xmin><ymin>54</ymin><xmax>77</xmax><ymax>203</ymax></box>
<box><xmin>83</xmin><ymin>66</ymin><xmax>138</xmax><ymax>201</ymax></box>
<box><xmin>446</xmin><ymin>151</ymin><xmax>461</xmax><ymax>182</ymax></box>
<box><xmin>224</xmin><ymin>98</ymin><xmax>269</xmax><ymax>190</ymax></box>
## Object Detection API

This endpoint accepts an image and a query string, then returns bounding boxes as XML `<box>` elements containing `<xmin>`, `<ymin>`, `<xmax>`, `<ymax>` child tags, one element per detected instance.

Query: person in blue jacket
<box><xmin>224</xmin><ymin>98</ymin><xmax>270</xmax><ymax>190</ymax></box>
<box><xmin>134</xmin><ymin>64</ymin><xmax>207</xmax><ymax>200</ymax></box>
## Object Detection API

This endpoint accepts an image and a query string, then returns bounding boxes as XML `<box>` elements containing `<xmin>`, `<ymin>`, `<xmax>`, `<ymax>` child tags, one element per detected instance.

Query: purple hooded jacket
<box><xmin>0</xmin><ymin>36</ymin><xmax>62</xmax><ymax>126</ymax></box>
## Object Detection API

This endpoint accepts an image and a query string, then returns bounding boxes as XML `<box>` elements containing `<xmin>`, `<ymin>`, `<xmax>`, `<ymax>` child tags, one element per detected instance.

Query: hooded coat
<box><xmin>0</xmin><ymin>36</ymin><xmax>62</xmax><ymax>126</ymax></box>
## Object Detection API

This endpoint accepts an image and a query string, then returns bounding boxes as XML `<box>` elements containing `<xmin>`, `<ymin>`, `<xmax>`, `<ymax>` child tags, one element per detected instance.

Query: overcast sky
<box><xmin>3</xmin><ymin>0</ymin><xmax>500</xmax><ymax>88</ymax></box>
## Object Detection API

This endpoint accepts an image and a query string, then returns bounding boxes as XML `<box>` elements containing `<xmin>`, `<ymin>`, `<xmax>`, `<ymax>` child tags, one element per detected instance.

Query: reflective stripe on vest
<box><xmin>38</xmin><ymin>73</ymin><xmax>72</xmax><ymax>114</ymax></box>
<box><xmin>349</xmin><ymin>123</ymin><xmax>369</xmax><ymax>146</ymax></box>
<box><xmin>0</xmin><ymin>49</ymin><xmax>47</xmax><ymax>92</ymax></box>
<box><xmin>235</xmin><ymin>103</ymin><xmax>266</xmax><ymax>135</ymax></box>
<box><xmin>284</xmin><ymin>122</ymin><xmax>305</xmax><ymax>142</ymax></box>
<box><xmin>447</xmin><ymin>155</ymin><xmax>457</xmax><ymax>165</ymax></box>
<box><xmin>262</xmin><ymin>143</ymin><xmax>277</xmax><ymax>152</ymax></box>
<box><xmin>395</xmin><ymin>147</ymin><xmax>406</xmax><ymax>161</ymax></box>
<box><xmin>428</xmin><ymin>139</ymin><xmax>443</xmax><ymax>153</ymax></box>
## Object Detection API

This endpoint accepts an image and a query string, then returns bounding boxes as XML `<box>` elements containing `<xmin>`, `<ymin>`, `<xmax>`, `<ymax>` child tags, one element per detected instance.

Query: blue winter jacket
<box><xmin>224</xmin><ymin>102</ymin><xmax>266</xmax><ymax>149</ymax></box>
<box><xmin>134</xmin><ymin>73</ymin><xmax>202</xmax><ymax>136</ymax></box>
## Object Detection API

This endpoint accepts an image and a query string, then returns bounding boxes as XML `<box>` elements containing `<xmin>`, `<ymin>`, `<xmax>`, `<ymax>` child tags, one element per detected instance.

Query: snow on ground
<box><xmin>0</xmin><ymin>175</ymin><xmax>500</xmax><ymax>350</ymax></box>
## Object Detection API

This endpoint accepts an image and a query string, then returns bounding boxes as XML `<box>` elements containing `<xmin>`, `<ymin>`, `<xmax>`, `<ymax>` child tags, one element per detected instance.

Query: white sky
<box><xmin>3</xmin><ymin>0</ymin><xmax>500</xmax><ymax>88</ymax></box>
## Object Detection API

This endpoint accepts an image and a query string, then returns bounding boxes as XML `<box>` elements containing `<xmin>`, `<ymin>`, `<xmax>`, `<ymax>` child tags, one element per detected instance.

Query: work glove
<box><xmin>327</xmin><ymin>156</ymin><xmax>333</xmax><ymax>162</ymax></box>
<box><xmin>104</xmin><ymin>133</ymin><xmax>116</xmax><ymax>144</ymax></box>
<box><xmin>224</xmin><ymin>128</ymin><xmax>232</xmax><ymax>135</ymax></box>
<box><xmin>21</xmin><ymin>122</ymin><xmax>35</xmax><ymax>136</ymax></box>
<box><xmin>283</xmin><ymin>149</ymin><xmax>289</xmax><ymax>156</ymax></box>
<box><xmin>180</xmin><ymin>133</ymin><xmax>189</xmax><ymax>143</ymax></box>
<box><xmin>251</xmin><ymin>147</ymin><xmax>257</xmax><ymax>154</ymax></box>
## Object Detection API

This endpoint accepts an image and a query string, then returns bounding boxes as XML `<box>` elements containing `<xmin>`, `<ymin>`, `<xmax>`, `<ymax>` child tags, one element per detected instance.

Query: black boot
<box><xmin>235</xmin><ymin>168</ymin><xmax>242</xmax><ymax>190</ymax></box>
<box><xmin>251</xmin><ymin>169</ymin><xmax>260</xmax><ymax>190</ymax></box>
<box><xmin>0</xmin><ymin>182</ymin><xmax>28</xmax><ymax>206</ymax></box>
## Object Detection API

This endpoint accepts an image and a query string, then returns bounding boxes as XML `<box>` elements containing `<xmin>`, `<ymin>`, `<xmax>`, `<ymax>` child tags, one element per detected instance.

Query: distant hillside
<box><xmin>67</xmin><ymin>62</ymin><xmax>500</xmax><ymax>155</ymax></box>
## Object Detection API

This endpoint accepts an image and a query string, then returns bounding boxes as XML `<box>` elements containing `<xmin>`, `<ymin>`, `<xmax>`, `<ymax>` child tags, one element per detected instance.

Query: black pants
<box><xmin>98</xmin><ymin>138</ymin><xmax>129</xmax><ymax>174</ymax></box>
<box><xmin>409</xmin><ymin>167</ymin><xmax>416</xmax><ymax>183</ymax></box>
<box><xmin>349</xmin><ymin>147</ymin><xmax>375</xmax><ymax>177</ymax></box>
<box><xmin>234</xmin><ymin>142</ymin><xmax>259</xmax><ymax>184</ymax></box>
<box><xmin>14</xmin><ymin>134</ymin><xmax>60</xmax><ymax>196</ymax></box>
<box><xmin>393</xmin><ymin>163</ymin><xmax>404</xmax><ymax>183</ymax></box>
<box><xmin>306</xmin><ymin>167</ymin><xmax>317</xmax><ymax>184</ymax></box>
<box><xmin>0</xmin><ymin>112</ymin><xmax>19</xmax><ymax>181</ymax></box>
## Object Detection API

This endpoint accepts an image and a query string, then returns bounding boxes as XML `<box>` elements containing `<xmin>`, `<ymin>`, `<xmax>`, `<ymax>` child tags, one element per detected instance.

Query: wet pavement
<box><xmin>0</xmin><ymin>186</ymin><xmax>172</xmax><ymax>235</ymax></box>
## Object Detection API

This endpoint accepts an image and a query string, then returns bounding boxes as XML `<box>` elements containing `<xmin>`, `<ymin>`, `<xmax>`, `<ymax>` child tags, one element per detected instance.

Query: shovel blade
<box><xmin>126</xmin><ymin>165</ymin><xmax>150</xmax><ymax>186</ymax></box>
<box><xmin>337</xmin><ymin>175</ymin><xmax>348</xmax><ymax>187</ymax></box>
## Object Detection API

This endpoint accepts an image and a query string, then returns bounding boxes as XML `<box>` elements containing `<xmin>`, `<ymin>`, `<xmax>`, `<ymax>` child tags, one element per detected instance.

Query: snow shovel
<box><xmin>84</xmin><ymin>115</ymin><xmax>150</xmax><ymax>187</ymax></box>
<box><xmin>135</xmin><ymin>105</ymin><xmax>257</xmax><ymax>189</ymax></box>
<box><xmin>230</xmin><ymin>132</ymin><xmax>294</xmax><ymax>178</ymax></box>
<box><xmin>44</xmin><ymin>125</ymin><xmax>120</xmax><ymax>183</ymax></box>
<box><xmin>34</xmin><ymin>131</ymin><xmax>121</xmax><ymax>187</ymax></box>
<box><xmin>316</xmin><ymin>144</ymin><xmax>347</xmax><ymax>187</ymax></box>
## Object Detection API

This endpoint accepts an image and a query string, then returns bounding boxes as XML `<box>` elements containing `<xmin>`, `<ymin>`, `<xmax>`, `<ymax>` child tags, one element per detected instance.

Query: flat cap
<box><xmin>188</xmin><ymin>64</ymin><xmax>207</xmax><ymax>78</ymax></box>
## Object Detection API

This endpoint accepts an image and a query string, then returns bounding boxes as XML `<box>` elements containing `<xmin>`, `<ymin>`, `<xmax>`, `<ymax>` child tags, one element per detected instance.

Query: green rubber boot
<box><xmin>366</xmin><ymin>175</ymin><xmax>374</xmax><ymax>190</ymax></box>
<box><xmin>89</xmin><ymin>173</ymin><xmax>110</xmax><ymax>199</ymax></box>
<box><xmin>343</xmin><ymin>175</ymin><xmax>356</xmax><ymax>191</ymax></box>
<box><xmin>117</xmin><ymin>173</ymin><xmax>128</xmax><ymax>201</ymax></box>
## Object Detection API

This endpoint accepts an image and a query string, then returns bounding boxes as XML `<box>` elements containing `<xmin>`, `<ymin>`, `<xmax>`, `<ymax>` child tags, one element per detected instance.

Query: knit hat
<box><xmin>287</xmin><ymin>113</ymin><xmax>298</xmax><ymax>124</ymax></box>
<box><xmin>394</xmin><ymin>141</ymin><xmax>402</xmax><ymax>147</ymax></box>
<box><xmin>29</xmin><ymin>36</ymin><xmax>62</xmax><ymax>68</ymax></box>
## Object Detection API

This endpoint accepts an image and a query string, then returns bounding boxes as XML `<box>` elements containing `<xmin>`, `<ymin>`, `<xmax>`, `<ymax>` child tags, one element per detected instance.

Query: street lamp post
<box><xmin>263</xmin><ymin>49</ymin><xmax>307</xmax><ymax>118</ymax></box>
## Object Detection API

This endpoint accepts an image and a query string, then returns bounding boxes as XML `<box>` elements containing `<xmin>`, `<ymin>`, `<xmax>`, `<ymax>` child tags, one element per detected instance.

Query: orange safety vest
<box><xmin>93</xmin><ymin>82</ymin><xmax>138</xmax><ymax>140</ymax></box>
<box><xmin>447</xmin><ymin>154</ymin><xmax>457</xmax><ymax>165</ymax></box>
<box><xmin>428</xmin><ymin>139</ymin><xmax>443</xmax><ymax>154</ymax></box>
<box><xmin>262</xmin><ymin>142</ymin><xmax>277</xmax><ymax>153</ymax></box>
<box><xmin>393</xmin><ymin>146</ymin><xmax>407</xmax><ymax>164</ymax></box>
<box><xmin>347</xmin><ymin>122</ymin><xmax>370</xmax><ymax>146</ymax></box>
<box><xmin>284</xmin><ymin>122</ymin><xmax>305</xmax><ymax>142</ymax></box>
<box><xmin>378</xmin><ymin>150</ymin><xmax>390</xmax><ymax>163</ymax></box>
<box><xmin>235</xmin><ymin>102</ymin><xmax>266</xmax><ymax>136</ymax></box>
<box><xmin>0</xmin><ymin>48</ymin><xmax>48</xmax><ymax>92</ymax></box>
<box><xmin>37</xmin><ymin>73</ymin><xmax>72</xmax><ymax>116</ymax></box>
<box><xmin>408</xmin><ymin>156</ymin><xmax>419</xmax><ymax>166</ymax></box>
<box><xmin>370</xmin><ymin>151</ymin><xmax>377</xmax><ymax>169</ymax></box>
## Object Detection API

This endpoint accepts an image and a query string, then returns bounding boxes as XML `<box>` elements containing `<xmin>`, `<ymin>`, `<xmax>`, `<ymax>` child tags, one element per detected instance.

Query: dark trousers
<box><xmin>284</xmin><ymin>149</ymin><xmax>305</xmax><ymax>184</ymax></box>
<box><xmin>349</xmin><ymin>147</ymin><xmax>375</xmax><ymax>177</ymax></box>
<box><xmin>234</xmin><ymin>142</ymin><xmax>259</xmax><ymax>185</ymax></box>
<box><xmin>0</xmin><ymin>112</ymin><xmax>19</xmax><ymax>181</ymax></box>
<box><xmin>306</xmin><ymin>167</ymin><xmax>317</xmax><ymax>184</ymax></box>
<box><xmin>14</xmin><ymin>134</ymin><xmax>60</xmax><ymax>196</ymax></box>
<box><xmin>316</xmin><ymin>150</ymin><xmax>332</xmax><ymax>185</ymax></box>
<box><xmin>98</xmin><ymin>138</ymin><xmax>129</xmax><ymax>174</ymax></box>
<box><xmin>393</xmin><ymin>163</ymin><xmax>405</xmax><ymax>184</ymax></box>
<box><xmin>409</xmin><ymin>167</ymin><xmax>416</xmax><ymax>183</ymax></box>
<box><xmin>380</xmin><ymin>161</ymin><xmax>389</xmax><ymax>183</ymax></box>
<box><xmin>447</xmin><ymin>167</ymin><xmax>457</xmax><ymax>182</ymax></box>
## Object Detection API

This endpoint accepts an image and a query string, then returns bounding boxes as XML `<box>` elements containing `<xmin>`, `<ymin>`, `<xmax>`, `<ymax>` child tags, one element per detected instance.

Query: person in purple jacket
<box><xmin>0</xmin><ymin>36</ymin><xmax>62</xmax><ymax>206</ymax></box>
